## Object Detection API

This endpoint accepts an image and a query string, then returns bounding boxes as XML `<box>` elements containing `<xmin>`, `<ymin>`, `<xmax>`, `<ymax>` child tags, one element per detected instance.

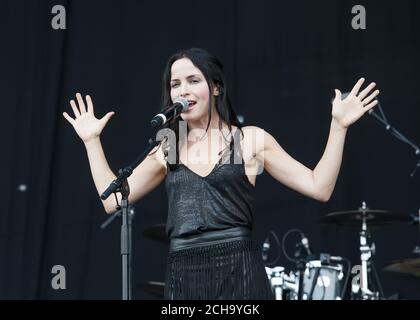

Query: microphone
<box><xmin>300</xmin><ymin>233</ymin><xmax>313</xmax><ymax>256</ymax></box>
<box><xmin>150</xmin><ymin>97</ymin><xmax>189</xmax><ymax>128</ymax></box>
<box><xmin>262</xmin><ymin>237</ymin><xmax>270</xmax><ymax>262</ymax></box>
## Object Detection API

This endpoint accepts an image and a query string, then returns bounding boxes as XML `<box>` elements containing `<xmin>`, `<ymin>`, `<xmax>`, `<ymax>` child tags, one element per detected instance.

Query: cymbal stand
<box><xmin>354</xmin><ymin>202</ymin><xmax>379</xmax><ymax>300</ymax></box>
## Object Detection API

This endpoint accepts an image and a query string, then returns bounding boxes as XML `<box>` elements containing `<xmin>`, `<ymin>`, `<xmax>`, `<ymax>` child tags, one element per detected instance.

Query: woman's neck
<box><xmin>187</xmin><ymin>111</ymin><xmax>225</xmax><ymax>141</ymax></box>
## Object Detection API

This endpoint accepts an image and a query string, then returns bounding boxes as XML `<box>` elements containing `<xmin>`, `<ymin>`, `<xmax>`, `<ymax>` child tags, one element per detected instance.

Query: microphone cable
<box><xmin>281</xmin><ymin>228</ymin><xmax>306</xmax><ymax>263</ymax></box>
<box><xmin>262</xmin><ymin>230</ymin><xmax>282</xmax><ymax>267</ymax></box>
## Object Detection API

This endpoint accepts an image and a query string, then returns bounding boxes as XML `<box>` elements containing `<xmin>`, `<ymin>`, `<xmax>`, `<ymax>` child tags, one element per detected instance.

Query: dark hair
<box><xmin>159</xmin><ymin>48</ymin><xmax>243</xmax><ymax>167</ymax></box>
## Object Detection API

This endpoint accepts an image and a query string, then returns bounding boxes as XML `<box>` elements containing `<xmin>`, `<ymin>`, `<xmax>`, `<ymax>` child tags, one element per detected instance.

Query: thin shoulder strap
<box><xmin>229</xmin><ymin>128</ymin><xmax>243</xmax><ymax>164</ymax></box>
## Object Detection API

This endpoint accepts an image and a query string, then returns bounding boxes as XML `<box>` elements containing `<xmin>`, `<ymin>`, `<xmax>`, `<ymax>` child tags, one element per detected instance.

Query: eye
<box><xmin>171</xmin><ymin>83</ymin><xmax>179</xmax><ymax>88</ymax></box>
<box><xmin>190</xmin><ymin>79</ymin><xmax>200</xmax><ymax>84</ymax></box>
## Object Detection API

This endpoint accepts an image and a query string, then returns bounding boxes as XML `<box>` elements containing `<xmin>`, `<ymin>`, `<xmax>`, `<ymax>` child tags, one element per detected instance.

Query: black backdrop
<box><xmin>0</xmin><ymin>0</ymin><xmax>419</xmax><ymax>299</ymax></box>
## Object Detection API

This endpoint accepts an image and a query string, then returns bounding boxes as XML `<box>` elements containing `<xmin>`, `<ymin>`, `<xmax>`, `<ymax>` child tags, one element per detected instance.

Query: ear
<box><xmin>213</xmin><ymin>86</ymin><xmax>221</xmax><ymax>96</ymax></box>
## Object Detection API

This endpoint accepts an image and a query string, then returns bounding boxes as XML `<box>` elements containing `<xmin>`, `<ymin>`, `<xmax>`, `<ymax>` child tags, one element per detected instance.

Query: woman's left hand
<box><xmin>332</xmin><ymin>77</ymin><xmax>380</xmax><ymax>129</ymax></box>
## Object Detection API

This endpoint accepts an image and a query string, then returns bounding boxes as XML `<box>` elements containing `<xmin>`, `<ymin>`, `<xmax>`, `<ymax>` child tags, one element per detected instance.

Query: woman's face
<box><xmin>170</xmin><ymin>58</ymin><xmax>217</xmax><ymax>122</ymax></box>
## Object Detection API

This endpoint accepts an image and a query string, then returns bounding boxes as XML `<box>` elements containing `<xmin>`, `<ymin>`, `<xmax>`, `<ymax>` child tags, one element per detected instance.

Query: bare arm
<box><xmin>252</xmin><ymin>77</ymin><xmax>379</xmax><ymax>202</ymax></box>
<box><xmin>64</xmin><ymin>93</ymin><xmax>166</xmax><ymax>214</ymax></box>
<box><xmin>258</xmin><ymin>122</ymin><xmax>346</xmax><ymax>202</ymax></box>
<box><xmin>83</xmin><ymin>138</ymin><xmax>166</xmax><ymax>213</ymax></box>
<box><xmin>254</xmin><ymin>128</ymin><xmax>330</xmax><ymax>201</ymax></box>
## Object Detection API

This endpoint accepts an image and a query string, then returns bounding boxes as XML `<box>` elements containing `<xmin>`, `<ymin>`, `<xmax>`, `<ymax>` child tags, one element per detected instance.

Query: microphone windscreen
<box><xmin>174</xmin><ymin>97</ymin><xmax>189</xmax><ymax>111</ymax></box>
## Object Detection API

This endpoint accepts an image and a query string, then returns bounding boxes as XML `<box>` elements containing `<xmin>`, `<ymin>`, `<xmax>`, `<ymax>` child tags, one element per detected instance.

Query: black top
<box><xmin>164</xmin><ymin>129</ymin><xmax>255</xmax><ymax>239</ymax></box>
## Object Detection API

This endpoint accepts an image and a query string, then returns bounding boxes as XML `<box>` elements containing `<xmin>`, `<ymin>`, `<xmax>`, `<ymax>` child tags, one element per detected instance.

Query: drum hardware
<box><xmin>265</xmin><ymin>266</ymin><xmax>285</xmax><ymax>300</ymax></box>
<box><xmin>265</xmin><ymin>266</ymin><xmax>298</xmax><ymax>300</ymax></box>
<box><xmin>398</xmin><ymin>209</ymin><xmax>420</xmax><ymax>280</ymax></box>
<box><xmin>383</xmin><ymin>258</ymin><xmax>420</xmax><ymax>278</ymax></box>
<box><xmin>296</xmin><ymin>259</ymin><xmax>306</xmax><ymax>300</ymax></box>
<box><xmin>357</xmin><ymin>202</ymin><xmax>378</xmax><ymax>300</ymax></box>
<box><xmin>279</xmin><ymin>228</ymin><xmax>314</xmax><ymax>300</ymax></box>
<box><xmin>319</xmin><ymin>206</ymin><xmax>412</xmax><ymax>228</ymax></box>
<box><xmin>307</xmin><ymin>265</ymin><xmax>322</xmax><ymax>300</ymax></box>
<box><xmin>319</xmin><ymin>201</ymin><xmax>414</xmax><ymax>299</ymax></box>
<box><xmin>322</xmin><ymin>202</ymin><xmax>380</xmax><ymax>299</ymax></box>
<box><xmin>266</xmin><ymin>256</ymin><xmax>347</xmax><ymax>300</ymax></box>
<box><xmin>302</xmin><ymin>257</ymin><xmax>347</xmax><ymax>300</ymax></box>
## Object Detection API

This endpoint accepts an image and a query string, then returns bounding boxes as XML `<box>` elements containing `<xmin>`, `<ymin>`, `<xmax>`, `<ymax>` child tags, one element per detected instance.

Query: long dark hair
<box><xmin>159</xmin><ymin>48</ymin><xmax>243</xmax><ymax>167</ymax></box>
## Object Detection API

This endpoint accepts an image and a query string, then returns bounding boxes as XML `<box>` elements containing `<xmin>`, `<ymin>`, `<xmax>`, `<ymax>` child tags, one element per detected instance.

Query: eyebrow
<box><xmin>170</xmin><ymin>74</ymin><xmax>202</xmax><ymax>82</ymax></box>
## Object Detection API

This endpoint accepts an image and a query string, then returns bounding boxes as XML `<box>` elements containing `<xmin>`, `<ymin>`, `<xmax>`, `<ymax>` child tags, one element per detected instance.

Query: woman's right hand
<box><xmin>63</xmin><ymin>93</ymin><xmax>115</xmax><ymax>143</ymax></box>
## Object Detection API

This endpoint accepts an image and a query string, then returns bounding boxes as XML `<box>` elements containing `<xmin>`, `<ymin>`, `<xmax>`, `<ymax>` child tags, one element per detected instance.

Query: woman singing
<box><xmin>63</xmin><ymin>48</ymin><xmax>379</xmax><ymax>299</ymax></box>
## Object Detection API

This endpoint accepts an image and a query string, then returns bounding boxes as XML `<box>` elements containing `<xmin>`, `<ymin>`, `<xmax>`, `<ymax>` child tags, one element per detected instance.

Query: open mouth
<box><xmin>188</xmin><ymin>100</ymin><xmax>197</xmax><ymax>109</ymax></box>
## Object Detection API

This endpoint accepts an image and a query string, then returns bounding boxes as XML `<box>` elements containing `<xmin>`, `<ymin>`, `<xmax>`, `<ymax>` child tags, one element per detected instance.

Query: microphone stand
<box><xmin>294</xmin><ymin>244</ymin><xmax>309</xmax><ymax>300</ymax></box>
<box><xmin>100</xmin><ymin>205</ymin><xmax>135</xmax><ymax>230</ymax></box>
<box><xmin>100</xmin><ymin>205</ymin><xmax>136</xmax><ymax>300</ymax></box>
<box><xmin>367</xmin><ymin>101</ymin><xmax>420</xmax><ymax>177</ymax></box>
<box><xmin>296</xmin><ymin>259</ymin><xmax>306</xmax><ymax>300</ymax></box>
<box><xmin>101</xmin><ymin>130</ymin><xmax>162</xmax><ymax>300</ymax></box>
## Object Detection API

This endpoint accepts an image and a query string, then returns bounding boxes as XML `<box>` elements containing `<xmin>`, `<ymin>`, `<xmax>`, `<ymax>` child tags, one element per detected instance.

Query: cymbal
<box><xmin>383</xmin><ymin>258</ymin><xmax>420</xmax><ymax>277</ymax></box>
<box><xmin>143</xmin><ymin>224</ymin><xmax>169</xmax><ymax>243</ymax></box>
<box><xmin>319</xmin><ymin>209</ymin><xmax>412</xmax><ymax>227</ymax></box>
<box><xmin>138</xmin><ymin>281</ymin><xmax>165</xmax><ymax>297</ymax></box>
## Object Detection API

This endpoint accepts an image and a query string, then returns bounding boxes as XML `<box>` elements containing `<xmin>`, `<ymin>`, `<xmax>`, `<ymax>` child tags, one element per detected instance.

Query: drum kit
<box><xmin>139</xmin><ymin>202</ymin><xmax>420</xmax><ymax>300</ymax></box>
<box><xmin>265</xmin><ymin>202</ymin><xmax>420</xmax><ymax>300</ymax></box>
<box><xmin>265</xmin><ymin>256</ymin><xmax>347</xmax><ymax>300</ymax></box>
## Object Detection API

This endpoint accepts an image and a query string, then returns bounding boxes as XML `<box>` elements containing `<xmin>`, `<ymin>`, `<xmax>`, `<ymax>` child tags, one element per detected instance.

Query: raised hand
<box><xmin>332</xmin><ymin>78</ymin><xmax>379</xmax><ymax>129</ymax></box>
<box><xmin>63</xmin><ymin>93</ymin><xmax>115</xmax><ymax>143</ymax></box>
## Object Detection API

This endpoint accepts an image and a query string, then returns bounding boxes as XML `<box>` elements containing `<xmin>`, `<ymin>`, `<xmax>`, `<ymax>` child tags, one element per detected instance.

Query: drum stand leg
<box><xmin>353</xmin><ymin>202</ymin><xmax>380</xmax><ymax>300</ymax></box>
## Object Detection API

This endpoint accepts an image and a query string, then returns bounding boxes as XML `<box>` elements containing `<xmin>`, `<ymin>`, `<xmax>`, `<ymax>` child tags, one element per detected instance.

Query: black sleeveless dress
<box><xmin>163</xmin><ymin>130</ymin><xmax>273</xmax><ymax>300</ymax></box>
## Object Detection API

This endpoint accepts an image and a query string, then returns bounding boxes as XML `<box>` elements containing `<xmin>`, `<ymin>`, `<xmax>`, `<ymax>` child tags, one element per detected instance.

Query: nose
<box><xmin>179</xmin><ymin>82</ymin><xmax>189</xmax><ymax>97</ymax></box>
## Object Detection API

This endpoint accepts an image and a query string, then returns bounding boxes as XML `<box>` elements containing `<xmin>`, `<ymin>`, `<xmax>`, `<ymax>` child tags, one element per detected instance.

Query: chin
<box><xmin>180</xmin><ymin>109</ymin><xmax>206</xmax><ymax>122</ymax></box>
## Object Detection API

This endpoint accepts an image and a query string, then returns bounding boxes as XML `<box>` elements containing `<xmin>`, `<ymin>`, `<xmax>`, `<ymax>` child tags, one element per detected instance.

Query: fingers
<box><xmin>358</xmin><ymin>82</ymin><xmax>376</xmax><ymax>100</ymax></box>
<box><xmin>350</xmin><ymin>77</ymin><xmax>365</xmax><ymax>96</ymax></box>
<box><xmin>334</xmin><ymin>89</ymin><xmax>342</xmax><ymax>101</ymax></box>
<box><xmin>363</xmin><ymin>99</ymin><xmax>378</xmax><ymax>112</ymax></box>
<box><xmin>86</xmin><ymin>94</ymin><xmax>94</xmax><ymax>114</ymax></box>
<box><xmin>100</xmin><ymin>111</ymin><xmax>115</xmax><ymax>125</ymax></box>
<box><xmin>69</xmin><ymin>93</ymin><xmax>93</xmax><ymax>117</ymax></box>
<box><xmin>70</xmin><ymin>99</ymin><xmax>80</xmax><ymax>118</ymax></box>
<box><xmin>62</xmin><ymin>112</ymin><xmax>75</xmax><ymax>125</ymax></box>
<box><xmin>362</xmin><ymin>89</ymin><xmax>380</xmax><ymax>105</ymax></box>
<box><xmin>76</xmin><ymin>92</ymin><xmax>87</xmax><ymax>113</ymax></box>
